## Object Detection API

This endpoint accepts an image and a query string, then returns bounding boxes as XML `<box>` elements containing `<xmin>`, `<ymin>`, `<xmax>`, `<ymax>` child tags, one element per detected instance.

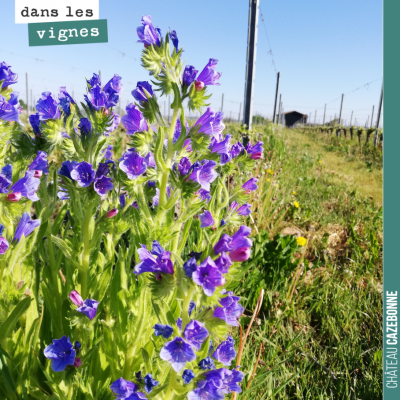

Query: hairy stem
<box><xmin>164</xmin><ymin>369</ymin><xmax>178</xmax><ymax>400</ymax></box>
<box><xmin>81</xmin><ymin>204</ymin><xmax>93</xmax><ymax>299</ymax></box>
<box><xmin>158</xmin><ymin>106</ymin><xmax>180</xmax><ymax>217</ymax></box>
<box><xmin>182</xmin><ymin>285</ymin><xmax>195</xmax><ymax>331</ymax></box>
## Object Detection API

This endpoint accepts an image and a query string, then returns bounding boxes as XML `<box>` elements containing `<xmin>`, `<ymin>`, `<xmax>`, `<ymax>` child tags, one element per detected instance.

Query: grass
<box><xmin>225</xmin><ymin>123</ymin><xmax>383</xmax><ymax>399</ymax></box>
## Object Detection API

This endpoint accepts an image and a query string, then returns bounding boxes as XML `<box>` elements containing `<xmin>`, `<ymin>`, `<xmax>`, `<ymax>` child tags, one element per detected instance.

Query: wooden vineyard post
<box><xmin>272</xmin><ymin>72</ymin><xmax>280</xmax><ymax>124</ymax></box>
<box><xmin>374</xmin><ymin>83</ymin><xmax>383</xmax><ymax>147</ymax></box>
<box><xmin>338</xmin><ymin>94</ymin><xmax>344</xmax><ymax>125</ymax></box>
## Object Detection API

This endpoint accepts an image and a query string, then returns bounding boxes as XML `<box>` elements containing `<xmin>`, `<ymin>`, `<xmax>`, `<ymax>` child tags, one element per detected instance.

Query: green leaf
<box><xmin>0</xmin><ymin>344</ymin><xmax>18</xmax><ymax>398</ymax></box>
<box><xmin>51</xmin><ymin>235</ymin><xmax>81</xmax><ymax>269</ymax></box>
<box><xmin>0</xmin><ymin>297</ymin><xmax>32</xmax><ymax>342</ymax></box>
<box><xmin>141</xmin><ymin>347</ymin><xmax>152</xmax><ymax>375</ymax></box>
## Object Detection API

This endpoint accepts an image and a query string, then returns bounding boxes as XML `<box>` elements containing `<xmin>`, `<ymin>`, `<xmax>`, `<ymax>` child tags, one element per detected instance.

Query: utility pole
<box><xmin>243</xmin><ymin>0</ymin><xmax>259</xmax><ymax>129</ymax></box>
<box><xmin>338</xmin><ymin>94</ymin><xmax>344</xmax><ymax>125</ymax></box>
<box><xmin>26</xmin><ymin>73</ymin><xmax>29</xmax><ymax>117</ymax></box>
<box><xmin>238</xmin><ymin>102</ymin><xmax>242</xmax><ymax>123</ymax></box>
<box><xmin>277</xmin><ymin>94</ymin><xmax>282</xmax><ymax>124</ymax></box>
<box><xmin>221</xmin><ymin>93</ymin><xmax>224</xmax><ymax>113</ymax></box>
<box><xmin>314</xmin><ymin>110</ymin><xmax>317</xmax><ymax>127</ymax></box>
<box><xmin>350</xmin><ymin>111</ymin><xmax>353</xmax><ymax>126</ymax></box>
<box><xmin>374</xmin><ymin>83</ymin><xmax>383</xmax><ymax>147</ymax></box>
<box><xmin>323</xmin><ymin>104</ymin><xmax>326</xmax><ymax>125</ymax></box>
<box><xmin>370</xmin><ymin>105</ymin><xmax>375</xmax><ymax>128</ymax></box>
<box><xmin>272</xmin><ymin>72</ymin><xmax>280</xmax><ymax>123</ymax></box>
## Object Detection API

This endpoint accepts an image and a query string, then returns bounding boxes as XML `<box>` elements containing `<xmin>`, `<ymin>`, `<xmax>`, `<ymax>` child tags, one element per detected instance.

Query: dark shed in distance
<box><xmin>276</xmin><ymin>111</ymin><xmax>308</xmax><ymax>127</ymax></box>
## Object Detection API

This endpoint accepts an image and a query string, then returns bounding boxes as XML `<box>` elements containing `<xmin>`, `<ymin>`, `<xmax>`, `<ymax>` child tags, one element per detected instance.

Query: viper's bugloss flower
<box><xmin>36</xmin><ymin>92</ymin><xmax>61</xmax><ymax>120</ymax></box>
<box><xmin>194</xmin><ymin>108</ymin><xmax>225</xmax><ymax>139</ymax></box>
<box><xmin>79</xmin><ymin>118</ymin><xmax>92</xmax><ymax>136</ymax></box>
<box><xmin>58</xmin><ymin>87</ymin><xmax>75</xmax><ymax>116</ymax></box>
<box><xmin>28</xmin><ymin>151</ymin><xmax>49</xmax><ymax>174</ymax></box>
<box><xmin>57</xmin><ymin>188</ymin><xmax>69</xmax><ymax>200</ymax></box>
<box><xmin>132</xmin><ymin>81</ymin><xmax>153</xmax><ymax>104</ymax></box>
<box><xmin>182</xmin><ymin>65</ymin><xmax>198</xmax><ymax>87</ymax></box>
<box><xmin>7</xmin><ymin>192</ymin><xmax>21</xmax><ymax>202</ymax></box>
<box><xmin>0</xmin><ymin>174</ymin><xmax>11</xmax><ymax>193</ymax></box>
<box><xmin>199</xmin><ymin>210</ymin><xmax>214</xmax><ymax>228</ymax></box>
<box><xmin>87</xmin><ymin>73</ymin><xmax>101</xmax><ymax>88</ymax></box>
<box><xmin>71</xmin><ymin>161</ymin><xmax>95</xmax><ymax>187</ymax></box>
<box><xmin>107</xmin><ymin>209</ymin><xmax>118</xmax><ymax>218</ymax></box>
<box><xmin>77</xmin><ymin>299</ymin><xmax>99</xmax><ymax>320</ymax></box>
<box><xmin>105</xmin><ymin>112</ymin><xmax>121</xmax><ymax>135</ymax></box>
<box><xmin>137</xmin><ymin>15</ymin><xmax>162</xmax><ymax>47</ymax></box>
<box><xmin>29</xmin><ymin>113</ymin><xmax>44</xmax><ymax>135</ymax></box>
<box><xmin>213</xmin><ymin>292</ymin><xmax>244</xmax><ymax>326</ymax></box>
<box><xmin>69</xmin><ymin>290</ymin><xmax>84</xmax><ymax>306</ymax></box>
<box><xmin>43</xmin><ymin>336</ymin><xmax>76</xmax><ymax>372</ymax></box>
<box><xmin>211</xmin><ymin>134</ymin><xmax>231</xmax><ymax>156</ymax></box>
<box><xmin>121</xmin><ymin>104</ymin><xmax>149</xmax><ymax>135</ymax></box>
<box><xmin>177</xmin><ymin>157</ymin><xmax>191</xmax><ymax>176</ymax></box>
<box><xmin>230</xmin><ymin>142</ymin><xmax>244</xmax><ymax>158</ymax></box>
<box><xmin>170</xmin><ymin>30</ymin><xmax>179</xmax><ymax>52</ymax></box>
<box><xmin>192</xmin><ymin>256</ymin><xmax>225</xmax><ymax>296</ymax></box>
<box><xmin>242</xmin><ymin>177</ymin><xmax>258</xmax><ymax>192</ymax></box>
<box><xmin>189</xmin><ymin>300</ymin><xmax>196</xmax><ymax>316</ymax></box>
<box><xmin>73</xmin><ymin>357</ymin><xmax>82</xmax><ymax>368</ymax></box>
<box><xmin>214</xmin><ymin>226</ymin><xmax>252</xmax><ymax>255</ymax></box>
<box><xmin>212</xmin><ymin>336</ymin><xmax>236</xmax><ymax>366</ymax></box>
<box><xmin>160</xmin><ymin>337</ymin><xmax>196</xmax><ymax>372</ymax></box>
<box><xmin>104</xmin><ymin>74</ymin><xmax>123</xmax><ymax>94</ymax></box>
<box><xmin>236</xmin><ymin>203</ymin><xmax>251</xmax><ymax>216</ymax></box>
<box><xmin>119</xmin><ymin>149</ymin><xmax>147</xmax><ymax>180</ymax></box>
<box><xmin>189</xmin><ymin>160</ymin><xmax>218</xmax><ymax>191</ymax></box>
<box><xmin>10</xmin><ymin>171</ymin><xmax>40</xmax><ymax>202</ymax></box>
<box><xmin>198</xmin><ymin>189</ymin><xmax>212</xmax><ymax>202</ymax></box>
<box><xmin>229</xmin><ymin>247</ymin><xmax>251</xmax><ymax>262</ymax></box>
<box><xmin>95</xmin><ymin>163</ymin><xmax>111</xmax><ymax>179</ymax></box>
<box><xmin>110</xmin><ymin>378</ymin><xmax>140</xmax><ymax>400</ymax></box>
<box><xmin>134</xmin><ymin>240</ymin><xmax>174</xmax><ymax>275</ymax></box>
<box><xmin>0</xmin><ymin>237</ymin><xmax>9</xmax><ymax>254</ymax></box>
<box><xmin>153</xmin><ymin>323</ymin><xmax>173</xmax><ymax>339</ymax></box>
<box><xmin>296</xmin><ymin>236</ymin><xmax>307</xmax><ymax>247</ymax></box>
<box><xmin>144</xmin><ymin>151</ymin><xmax>156</xmax><ymax>168</ymax></box>
<box><xmin>196</xmin><ymin>58</ymin><xmax>221</xmax><ymax>87</ymax></box>
<box><xmin>183</xmin><ymin>257</ymin><xmax>197</xmax><ymax>279</ymax></box>
<box><xmin>0</xmin><ymin>62</ymin><xmax>18</xmax><ymax>87</ymax></box>
<box><xmin>74</xmin><ymin>341</ymin><xmax>81</xmax><ymax>350</ymax></box>
<box><xmin>85</xmin><ymin>84</ymin><xmax>119</xmax><ymax>111</ymax></box>
<box><xmin>182</xmin><ymin>369</ymin><xmax>195</xmax><ymax>384</ymax></box>
<box><xmin>203</xmin><ymin>368</ymin><xmax>244</xmax><ymax>394</ymax></box>
<box><xmin>58</xmin><ymin>160</ymin><xmax>78</xmax><ymax>181</ymax></box>
<box><xmin>176</xmin><ymin>317</ymin><xmax>182</xmax><ymax>331</ymax></box>
<box><xmin>0</xmin><ymin>93</ymin><xmax>22</xmax><ymax>123</ymax></box>
<box><xmin>102</xmin><ymin>145</ymin><xmax>113</xmax><ymax>160</ymax></box>
<box><xmin>144</xmin><ymin>374</ymin><xmax>159</xmax><ymax>393</ymax></box>
<box><xmin>246</xmin><ymin>141</ymin><xmax>264</xmax><ymax>159</ymax></box>
<box><xmin>188</xmin><ymin>379</ymin><xmax>224</xmax><ymax>400</ymax></box>
<box><xmin>198</xmin><ymin>356</ymin><xmax>216</xmax><ymax>371</ymax></box>
<box><xmin>184</xmin><ymin>320</ymin><xmax>209</xmax><ymax>350</ymax></box>
<box><xmin>94</xmin><ymin>175</ymin><xmax>113</xmax><ymax>196</ymax></box>
<box><xmin>214</xmin><ymin>252</ymin><xmax>232</xmax><ymax>274</ymax></box>
<box><xmin>0</xmin><ymin>224</ymin><xmax>4</xmax><ymax>236</ymax></box>
<box><xmin>1</xmin><ymin>164</ymin><xmax>12</xmax><ymax>181</ymax></box>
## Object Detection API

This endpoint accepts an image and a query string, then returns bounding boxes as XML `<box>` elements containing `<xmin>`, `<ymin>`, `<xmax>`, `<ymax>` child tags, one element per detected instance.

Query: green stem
<box><xmin>164</xmin><ymin>369</ymin><xmax>178</xmax><ymax>400</ymax></box>
<box><xmin>122</xmin><ymin>344</ymin><xmax>136</xmax><ymax>380</ymax></box>
<box><xmin>81</xmin><ymin>204</ymin><xmax>93</xmax><ymax>299</ymax></box>
<box><xmin>67</xmin><ymin>385</ymin><xmax>73</xmax><ymax>400</ymax></box>
<box><xmin>158</xmin><ymin>107</ymin><xmax>180</xmax><ymax>217</ymax></box>
<box><xmin>182</xmin><ymin>286</ymin><xmax>195</xmax><ymax>331</ymax></box>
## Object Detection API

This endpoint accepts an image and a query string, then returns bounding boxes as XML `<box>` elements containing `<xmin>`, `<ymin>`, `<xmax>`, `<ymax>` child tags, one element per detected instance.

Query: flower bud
<box><xmin>33</xmin><ymin>170</ymin><xmax>43</xmax><ymax>178</ymax></box>
<box><xmin>106</xmin><ymin>209</ymin><xmax>119</xmax><ymax>218</ymax></box>
<box><xmin>7</xmin><ymin>192</ymin><xmax>21</xmax><ymax>202</ymax></box>
<box><xmin>74</xmin><ymin>341</ymin><xmax>81</xmax><ymax>350</ymax></box>
<box><xmin>250</xmin><ymin>152</ymin><xmax>263</xmax><ymax>160</ymax></box>
<box><xmin>244</xmin><ymin>189</ymin><xmax>251</xmax><ymax>195</ymax></box>
<box><xmin>69</xmin><ymin>290</ymin><xmax>84</xmax><ymax>307</ymax></box>
<box><xmin>229</xmin><ymin>247</ymin><xmax>251</xmax><ymax>262</ymax></box>
<box><xmin>195</xmin><ymin>81</ymin><xmax>205</xmax><ymax>91</ymax></box>
<box><xmin>73</xmin><ymin>357</ymin><xmax>82</xmax><ymax>368</ymax></box>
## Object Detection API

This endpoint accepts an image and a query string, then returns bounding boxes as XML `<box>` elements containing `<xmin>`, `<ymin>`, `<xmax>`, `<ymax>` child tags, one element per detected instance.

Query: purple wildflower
<box><xmin>84</xmin><ymin>84</ymin><xmax>119</xmax><ymax>111</ymax></box>
<box><xmin>87</xmin><ymin>73</ymin><xmax>101</xmax><ymax>87</ymax></box>
<box><xmin>214</xmin><ymin>252</ymin><xmax>232</xmax><ymax>274</ymax></box>
<box><xmin>58</xmin><ymin>87</ymin><xmax>75</xmax><ymax>116</ymax></box>
<box><xmin>132</xmin><ymin>81</ymin><xmax>153</xmax><ymax>104</ymax></box>
<box><xmin>104</xmin><ymin>74</ymin><xmax>123</xmax><ymax>94</ymax></box>
<box><xmin>43</xmin><ymin>336</ymin><xmax>76</xmax><ymax>372</ymax></box>
<box><xmin>242</xmin><ymin>177</ymin><xmax>258</xmax><ymax>192</ymax></box>
<box><xmin>237</xmin><ymin>203</ymin><xmax>251</xmax><ymax>216</ymax></box>
<box><xmin>199</xmin><ymin>210</ymin><xmax>215</xmax><ymax>228</ymax></box>
<box><xmin>105</xmin><ymin>112</ymin><xmax>121</xmax><ymax>135</ymax></box>
<box><xmin>102</xmin><ymin>145</ymin><xmax>113</xmax><ymax>160</ymax></box>
<box><xmin>0</xmin><ymin>174</ymin><xmax>11</xmax><ymax>193</ymax></box>
<box><xmin>183</xmin><ymin>257</ymin><xmax>198</xmax><ymax>279</ymax></box>
<box><xmin>160</xmin><ymin>337</ymin><xmax>196</xmax><ymax>372</ymax></box>
<box><xmin>28</xmin><ymin>151</ymin><xmax>48</xmax><ymax>174</ymax></box>
<box><xmin>0</xmin><ymin>237</ymin><xmax>9</xmax><ymax>254</ymax></box>
<box><xmin>194</xmin><ymin>108</ymin><xmax>226</xmax><ymax>139</ymax></box>
<box><xmin>36</xmin><ymin>92</ymin><xmax>61</xmax><ymax>120</ymax></box>
<box><xmin>144</xmin><ymin>151</ymin><xmax>156</xmax><ymax>168</ymax></box>
<box><xmin>0</xmin><ymin>93</ymin><xmax>22</xmax><ymax>123</ymax></box>
<box><xmin>134</xmin><ymin>240</ymin><xmax>174</xmax><ymax>275</ymax></box>
<box><xmin>192</xmin><ymin>257</ymin><xmax>225</xmax><ymax>296</ymax></box>
<box><xmin>137</xmin><ymin>15</ymin><xmax>162</xmax><ymax>47</ymax></box>
<box><xmin>110</xmin><ymin>378</ymin><xmax>139</xmax><ymax>400</ymax></box>
<box><xmin>170</xmin><ymin>30</ymin><xmax>179</xmax><ymax>52</ymax></box>
<box><xmin>184</xmin><ymin>320</ymin><xmax>209</xmax><ymax>351</ymax></box>
<box><xmin>0</xmin><ymin>62</ymin><xmax>18</xmax><ymax>87</ymax></box>
<box><xmin>188</xmin><ymin>380</ymin><xmax>224</xmax><ymax>400</ymax></box>
<box><xmin>182</xmin><ymin>369</ymin><xmax>195</xmax><ymax>384</ymax></box>
<box><xmin>189</xmin><ymin>160</ymin><xmax>218</xmax><ymax>191</ymax></box>
<box><xmin>231</xmin><ymin>142</ymin><xmax>244</xmax><ymax>158</ymax></box>
<box><xmin>213</xmin><ymin>292</ymin><xmax>244</xmax><ymax>326</ymax></box>
<box><xmin>58</xmin><ymin>160</ymin><xmax>78</xmax><ymax>181</ymax></box>
<box><xmin>153</xmin><ymin>324</ymin><xmax>173</xmax><ymax>339</ymax></box>
<box><xmin>119</xmin><ymin>149</ymin><xmax>147</xmax><ymax>180</ymax></box>
<box><xmin>198</xmin><ymin>189</ymin><xmax>212</xmax><ymax>202</ymax></box>
<box><xmin>182</xmin><ymin>65</ymin><xmax>198</xmax><ymax>87</ymax></box>
<box><xmin>178</xmin><ymin>157</ymin><xmax>191</xmax><ymax>176</ymax></box>
<box><xmin>189</xmin><ymin>300</ymin><xmax>196</xmax><ymax>316</ymax></box>
<box><xmin>78</xmin><ymin>118</ymin><xmax>92</xmax><ymax>136</ymax></box>
<box><xmin>214</xmin><ymin>225</ymin><xmax>252</xmax><ymax>255</ymax></box>
<box><xmin>196</xmin><ymin>59</ymin><xmax>222</xmax><ymax>87</ymax></box>
<box><xmin>77</xmin><ymin>299</ymin><xmax>99</xmax><ymax>320</ymax></box>
<box><xmin>212</xmin><ymin>336</ymin><xmax>236</xmax><ymax>366</ymax></box>
<box><xmin>212</xmin><ymin>135</ymin><xmax>231</xmax><ymax>155</ymax></box>
<box><xmin>229</xmin><ymin>247</ymin><xmax>251</xmax><ymax>262</ymax></box>
<box><xmin>2</xmin><ymin>164</ymin><xmax>12</xmax><ymax>181</ymax></box>
<box><xmin>144</xmin><ymin>374</ymin><xmax>159</xmax><ymax>393</ymax></box>
<box><xmin>9</xmin><ymin>171</ymin><xmax>40</xmax><ymax>201</ymax></box>
<box><xmin>70</xmin><ymin>162</ymin><xmax>95</xmax><ymax>187</ymax></box>
<box><xmin>198</xmin><ymin>356</ymin><xmax>216</xmax><ymax>371</ymax></box>
<box><xmin>69</xmin><ymin>290</ymin><xmax>83</xmax><ymax>306</ymax></box>
<box><xmin>94</xmin><ymin>175</ymin><xmax>113</xmax><ymax>196</ymax></box>
<box><xmin>121</xmin><ymin>104</ymin><xmax>149</xmax><ymax>135</ymax></box>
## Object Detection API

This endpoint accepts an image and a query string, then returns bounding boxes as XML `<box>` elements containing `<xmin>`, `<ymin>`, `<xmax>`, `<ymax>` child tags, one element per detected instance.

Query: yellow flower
<box><xmin>292</xmin><ymin>191</ymin><xmax>296</xmax><ymax>195</ymax></box>
<box><xmin>297</xmin><ymin>236</ymin><xmax>307</xmax><ymax>246</ymax></box>
<box><xmin>267</xmin><ymin>178</ymin><xmax>271</xmax><ymax>182</ymax></box>
<box><xmin>318</xmin><ymin>160</ymin><xmax>322</xmax><ymax>164</ymax></box>
<box><xmin>267</xmin><ymin>168</ymin><xmax>274</xmax><ymax>175</ymax></box>
<box><xmin>294</xmin><ymin>201</ymin><xmax>300</xmax><ymax>208</ymax></box>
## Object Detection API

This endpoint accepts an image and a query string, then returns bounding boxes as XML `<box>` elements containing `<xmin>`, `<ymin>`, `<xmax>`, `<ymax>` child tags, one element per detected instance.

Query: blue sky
<box><xmin>2</xmin><ymin>0</ymin><xmax>382</xmax><ymax>126</ymax></box>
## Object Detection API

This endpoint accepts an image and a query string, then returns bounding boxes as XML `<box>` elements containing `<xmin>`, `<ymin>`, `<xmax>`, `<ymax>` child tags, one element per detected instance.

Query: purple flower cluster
<box><xmin>110</xmin><ymin>378</ymin><xmax>147</xmax><ymax>400</ymax></box>
<box><xmin>195</xmin><ymin>59</ymin><xmax>222</xmax><ymax>91</ymax></box>
<box><xmin>0</xmin><ymin>92</ymin><xmax>22</xmax><ymax>123</ymax></box>
<box><xmin>0</xmin><ymin>62</ymin><xmax>18</xmax><ymax>88</ymax></box>
<box><xmin>137</xmin><ymin>15</ymin><xmax>162</xmax><ymax>47</ymax></box>
<box><xmin>121</xmin><ymin>104</ymin><xmax>149</xmax><ymax>135</ymax></box>
<box><xmin>246</xmin><ymin>141</ymin><xmax>264</xmax><ymax>160</ymax></box>
<box><xmin>134</xmin><ymin>240</ymin><xmax>174</xmax><ymax>275</ymax></box>
<box><xmin>214</xmin><ymin>225</ymin><xmax>253</xmax><ymax>262</ymax></box>
<box><xmin>194</xmin><ymin>108</ymin><xmax>225</xmax><ymax>140</ymax></box>
<box><xmin>69</xmin><ymin>290</ymin><xmax>99</xmax><ymax>320</ymax></box>
<box><xmin>119</xmin><ymin>149</ymin><xmax>154</xmax><ymax>180</ymax></box>
<box><xmin>44</xmin><ymin>336</ymin><xmax>76</xmax><ymax>372</ymax></box>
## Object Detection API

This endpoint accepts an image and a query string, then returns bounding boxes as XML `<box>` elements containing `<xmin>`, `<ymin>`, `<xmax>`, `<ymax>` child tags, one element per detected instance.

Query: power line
<box><xmin>259</xmin><ymin>5</ymin><xmax>277</xmax><ymax>72</ymax></box>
